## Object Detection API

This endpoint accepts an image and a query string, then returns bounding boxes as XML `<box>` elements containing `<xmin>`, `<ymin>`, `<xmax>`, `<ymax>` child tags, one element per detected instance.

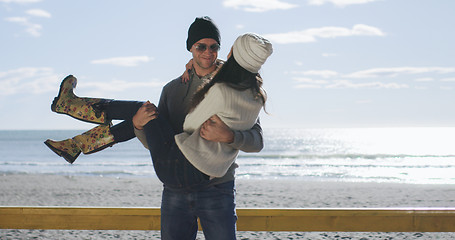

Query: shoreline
<box><xmin>2</xmin><ymin>173</ymin><xmax>454</xmax><ymax>208</ymax></box>
<box><xmin>1</xmin><ymin>174</ymin><xmax>454</xmax><ymax>239</ymax></box>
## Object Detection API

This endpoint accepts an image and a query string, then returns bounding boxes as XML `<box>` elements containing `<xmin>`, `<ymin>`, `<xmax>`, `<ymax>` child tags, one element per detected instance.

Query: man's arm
<box><xmin>230</xmin><ymin>120</ymin><xmax>263</xmax><ymax>153</ymax></box>
<box><xmin>200</xmin><ymin>115</ymin><xmax>263</xmax><ymax>153</ymax></box>
<box><xmin>134</xmin><ymin>128</ymin><xmax>149</xmax><ymax>150</ymax></box>
<box><xmin>133</xmin><ymin>101</ymin><xmax>158</xmax><ymax>150</ymax></box>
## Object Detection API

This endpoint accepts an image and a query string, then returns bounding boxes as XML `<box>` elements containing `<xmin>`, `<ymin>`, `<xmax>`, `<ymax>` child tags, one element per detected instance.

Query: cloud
<box><xmin>301</xmin><ymin>70</ymin><xmax>339</xmax><ymax>78</ymax></box>
<box><xmin>293</xmin><ymin>78</ymin><xmax>409</xmax><ymax>89</ymax></box>
<box><xmin>79</xmin><ymin>80</ymin><xmax>166</xmax><ymax>93</ymax></box>
<box><xmin>0</xmin><ymin>67</ymin><xmax>166</xmax><ymax>96</ymax></box>
<box><xmin>0</xmin><ymin>0</ymin><xmax>41</xmax><ymax>3</ymax></box>
<box><xmin>326</xmin><ymin>80</ymin><xmax>408</xmax><ymax>89</ymax></box>
<box><xmin>294</xmin><ymin>77</ymin><xmax>329</xmax><ymax>84</ymax></box>
<box><xmin>295</xmin><ymin>84</ymin><xmax>323</xmax><ymax>89</ymax></box>
<box><xmin>290</xmin><ymin>66</ymin><xmax>455</xmax><ymax>89</ymax></box>
<box><xmin>356</xmin><ymin>99</ymin><xmax>372</xmax><ymax>104</ymax></box>
<box><xmin>440</xmin><ymin>86</ymin><xmax>453</xmax><ymax>90</ymax></box>
<box><xmin>5</xmin><ymin>16</ymin><xmax>27</xmax><ymax>23</ymax></box>
<box><xmin>293</xmin><ymin>77</ymin><xmax>330</xmax><ymax>89</ymax></box>
<box><xmin>90</xmin><ymin>56</ymin><xmax>153</xmax><ymax>67</ymax></box>
<box><xmin>308</xmin><ymin>0</ymin><xmax>378</xmax><ymax>7</ymax></box>
<box><xmin>322</xmin><ymin>53</ymin><xmax>337</xmax><ymax>57</ymax></box>
<box><xmin>0</xmin><ymin>67</ymin><xmax>60</xmax><ymax>96</ymax></box>
<box><xmin>236</xmin><ymin>24</ymin><xmax>245</xmax><ymax>29</ymax></box>
<box><xmin>264</xmin><ymin>24</ymin><xmax>385</xmax><ymax>44</ymax></box>
<box><xmin>5</xmin><ymin>16</ymin><xmax>42</xmax><ymax>37</ymax></box>
<box><xmin>414</xmin><ymin>77</ymin><xmax>434</xmax><ymax>82</ymax></box>
<box><xmin>223</xmin><ymin>0</ymin><xmax>298</xmax><ymax>12</ymax></box>
<box><xmin>2</xmin><ymin>0</ymin><xmax>49</xmax><ymax>36</ymax></box>
<box><xmin>346</xmin><ymin>67</ymin><xmax>455</xmax><ymax>78</ymax></box>
<box><xmin>26</xmin><ymin>9</ymin><xmax>51</xmax><ymax>18</ymax></box>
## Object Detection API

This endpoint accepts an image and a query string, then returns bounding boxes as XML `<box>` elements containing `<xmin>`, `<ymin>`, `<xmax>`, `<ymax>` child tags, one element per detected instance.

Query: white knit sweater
<box><xmin>175</xmin><ymin>83</ymin><xmax>263</xmax><ymax>177</ymax></box>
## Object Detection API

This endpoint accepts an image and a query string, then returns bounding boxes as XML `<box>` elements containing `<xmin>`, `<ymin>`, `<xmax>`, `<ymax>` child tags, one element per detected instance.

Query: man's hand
<box><xmin>200</xmin><ymin>115</ymin><xmax>234</xmax><ymax>143</ymax></box>
<box><xmin>133</xmin><ymin>101</ymin><xmax>158</xmax><ymax>130</ymax></box>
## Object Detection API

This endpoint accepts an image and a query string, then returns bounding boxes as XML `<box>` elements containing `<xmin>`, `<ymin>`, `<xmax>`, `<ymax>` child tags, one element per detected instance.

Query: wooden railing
<box><xmin>1</xmin><ymin>207</ymin><xmax>455</xmax><ymax>232</ymax></box>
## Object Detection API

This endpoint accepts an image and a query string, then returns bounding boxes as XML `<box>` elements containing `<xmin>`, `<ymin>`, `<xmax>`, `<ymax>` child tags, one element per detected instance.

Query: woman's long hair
<box><xmin>189</xmin><ymin>55</ymin><xmax>267</xmax><ymax>112</ymax></box>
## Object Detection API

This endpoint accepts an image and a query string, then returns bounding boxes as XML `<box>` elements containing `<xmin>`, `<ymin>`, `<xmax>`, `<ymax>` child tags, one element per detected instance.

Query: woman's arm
<box><xmin>181</xmin><ymin>59</ymin><xmax>193</xmax><ymax>83</ymax></box>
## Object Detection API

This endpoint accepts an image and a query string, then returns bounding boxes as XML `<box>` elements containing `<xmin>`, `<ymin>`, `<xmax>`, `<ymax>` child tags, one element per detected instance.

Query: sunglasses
<box><xmin>194</xmin><ymin>43</ymin><xmax>220</xmax><ymax>53</ymax></box>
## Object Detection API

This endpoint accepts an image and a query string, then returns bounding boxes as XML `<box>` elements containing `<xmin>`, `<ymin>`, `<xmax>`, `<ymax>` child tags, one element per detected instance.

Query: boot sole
<box><xmin>84</xmin><ymin>142</ymin><xmax>115</xmax><ymax>155</ymax></box>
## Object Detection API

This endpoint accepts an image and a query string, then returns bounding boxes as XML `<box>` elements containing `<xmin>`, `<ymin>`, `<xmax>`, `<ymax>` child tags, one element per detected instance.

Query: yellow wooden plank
<box><xmin>0</xmin><ymin>207</ymin><xmax>161</xmax><ymax>230</ymax></box>
<box><xmin>236</xmin><ymin>208</ymin><xmax>455</xmax><ymax>232</ymax></box>
<box><xmin>1</xmin><ymin>207</ymin><xmax>455</xmax><ymax>232</ymax></box>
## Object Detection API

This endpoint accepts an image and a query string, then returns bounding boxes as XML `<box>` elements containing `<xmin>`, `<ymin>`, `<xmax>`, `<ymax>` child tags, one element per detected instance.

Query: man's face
<box><xmin>191</xmin><ymin>38</ymin><xmax>219</xmax><ymax>72</ymax></box>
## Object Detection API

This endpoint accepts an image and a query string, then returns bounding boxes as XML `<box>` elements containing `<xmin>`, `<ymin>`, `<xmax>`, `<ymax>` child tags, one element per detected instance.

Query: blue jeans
<box><xmin>97</xmin><ymin>100</ymin><xmax>145</xmax><ymax>142</ymax></box>
<box><xmin>161</xmin><ymin>181</ymin><xmax>237</xmax><ymax>240</ymax></box>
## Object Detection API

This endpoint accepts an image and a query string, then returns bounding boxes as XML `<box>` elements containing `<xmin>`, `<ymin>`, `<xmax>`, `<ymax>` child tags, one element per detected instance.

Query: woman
<box><xmin>45</xmin><ymin>33</ymin><xmax>273</xmax><ymax>189</ymax></box>
<box><xmin>135</xmin><ymin>33</ymin><xmax>272</xmax><ymax>188</ymax></box>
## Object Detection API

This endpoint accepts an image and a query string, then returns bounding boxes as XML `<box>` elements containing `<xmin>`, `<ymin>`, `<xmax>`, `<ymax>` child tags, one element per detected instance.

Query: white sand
<box><xmin>1</xmin><ymin>174</ymin><xmax>454</xmax><ymax>239</ymax></box>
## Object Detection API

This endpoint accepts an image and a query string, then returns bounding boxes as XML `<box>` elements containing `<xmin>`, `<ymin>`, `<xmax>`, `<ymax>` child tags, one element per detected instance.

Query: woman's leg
<box><xmin>47</xmin><ymin>75</ymin><xmax>146</xmax><ymax>162</ymax></box>
<box><xmin>45</xmin><ymin>100</ymin><xmax>144</xmax><ymax>163</ymax></box>
<box><xmin>45</xmin><ymin>124</ymin><xmax>115</xmax><ymax>164</ymax></box>
<box><xmin>51</xmin><ymin>75</ymin><xmax>111</xmax><ymax>124</ymax></box>
<box><xmin>51</xmin><ymin>75</ymin><xmax>144</xmax><ymax>129</ymax></box>
<box><xmin>143</xmin><ymin>117</ymin><xmax>210</xmax><ymax>189</ymax></box>
<box><xmin>96</xmin><ymin>100</ymin><xmax>144</xmax><ymax>143</ymax></box>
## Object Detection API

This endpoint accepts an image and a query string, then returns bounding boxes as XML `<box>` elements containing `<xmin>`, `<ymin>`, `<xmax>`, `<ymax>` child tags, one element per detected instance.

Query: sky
<box><xmin>1</xmin><ymin>0</ymin><xmax>454</xmax><ymax>130</ymax></box>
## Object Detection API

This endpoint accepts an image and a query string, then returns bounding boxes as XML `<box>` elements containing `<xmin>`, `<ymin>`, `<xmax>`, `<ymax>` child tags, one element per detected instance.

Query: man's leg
<box><xmin>160</xmin><ymin>187</ymin><xmax>199</xmax><ymax>240</ymax></box>
<box><xmin>196</xmin><ymin>181</ymin><xmax>237</xmax><ymax>240</ymax></box>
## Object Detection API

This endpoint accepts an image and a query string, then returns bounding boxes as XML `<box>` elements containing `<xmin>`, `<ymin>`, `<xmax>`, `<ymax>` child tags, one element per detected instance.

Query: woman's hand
<box><xmin>133</xmin><ymin>101</ymin><xmax>158</xmax><ymax>130</ymax></box>
<box><xmin>181</xmin><ymin>59</ymin><xmax>194</xmax><ymax>83</ymax></box>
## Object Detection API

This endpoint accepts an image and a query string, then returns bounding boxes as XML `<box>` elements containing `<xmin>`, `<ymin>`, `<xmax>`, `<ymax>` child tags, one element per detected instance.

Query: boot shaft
<box><xmin>45</xmin><ymin>125</ymin><xmax>116</xmax><ymax>164</ymax></box>
<box><xmin>51</xmin><ymin>75</ymin><xmax>110</xmax><ymax>125</ymax></box>
<box><xmin>73</xmin><ymin>125</ymin><xmax>116</xmax><ymax>154</ymax></box>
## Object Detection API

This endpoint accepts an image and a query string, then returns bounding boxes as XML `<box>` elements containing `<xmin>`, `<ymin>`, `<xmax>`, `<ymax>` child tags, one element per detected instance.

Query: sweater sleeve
<box><xmin>134</xmin><ymin>127</ymin><xmax>149</xmax><ymax>150</ymax></box>
<box><xmin>183</xmin><ymin>84</ymin><xmax>225</xmax><ymax>132</ymax></box>
<box><xmin>229</xmin><ymin>118</ymin><xmax>263</xmax><ymax>153</ymax></box>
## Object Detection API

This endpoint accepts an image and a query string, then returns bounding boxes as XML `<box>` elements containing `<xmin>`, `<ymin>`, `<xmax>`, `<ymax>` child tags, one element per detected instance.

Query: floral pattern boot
<box><xmin>44</xmin><ymin>125</ymin><xmax>116</xmax><ymax>164</ymax></box>
<box><xmin>51</xmin><ymin>75</ymin><xmax>109</xmax><ymax>124</ymax></box>
<box><xmin>44</xmin><ymin>138</ymin><xmax>81</xmax><ymax>164</ymax></box>
<box><xmin>73</xmin><ymin>125</ymin><xmax>116</xmax><ymax>155</ymax></box>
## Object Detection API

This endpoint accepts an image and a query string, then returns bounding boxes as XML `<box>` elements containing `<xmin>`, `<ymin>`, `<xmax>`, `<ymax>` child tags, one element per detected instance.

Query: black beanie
<box><xmin>186</xmin><ymin>16</ymin><xmax>221</xmax><ymax>51</ymax></box>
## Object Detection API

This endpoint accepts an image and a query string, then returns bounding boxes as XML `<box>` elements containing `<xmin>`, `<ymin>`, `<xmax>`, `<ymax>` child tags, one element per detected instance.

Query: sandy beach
<box><xmin>1</xmin><ymin>174</ymin><xmax>454</xmax><ymax>239</ymax></box>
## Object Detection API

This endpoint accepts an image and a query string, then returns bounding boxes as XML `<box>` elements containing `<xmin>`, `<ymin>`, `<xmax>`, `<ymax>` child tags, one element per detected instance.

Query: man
<box><xmin>133</xmin><ymin>16</ymin><xmax>263</xmax><ymax>239</ymax></box>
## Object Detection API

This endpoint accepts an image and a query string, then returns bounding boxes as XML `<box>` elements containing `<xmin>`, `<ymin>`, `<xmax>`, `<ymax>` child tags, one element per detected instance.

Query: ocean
<box><xmin>1</xmin><ymin>128</ymin><xmax>455</xmax><ymax>184</ymax></box>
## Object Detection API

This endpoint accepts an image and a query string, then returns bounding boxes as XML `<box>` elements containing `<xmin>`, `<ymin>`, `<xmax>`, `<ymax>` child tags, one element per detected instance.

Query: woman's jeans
<box><xmin>160</xmin><ymin>180</ymin><xmax>237</xmax><ymax>240</ymax></box>
<box><xmin>104</xmin><ymin>100</ymin><xmax>144</xmax><ymax>142</ymax></box>
<box><xmin>143</xmin><ymin>116</ymin><xmax>210</xmax><ymax>190</ymax></box>
<box><xmin>107</xmin><ymin>100</ymin><xmax>210</xmax><ymax>189</ymax></box>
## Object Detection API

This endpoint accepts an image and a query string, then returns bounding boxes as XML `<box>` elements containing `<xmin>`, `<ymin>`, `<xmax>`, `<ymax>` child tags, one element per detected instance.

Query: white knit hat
<box><xmin>233</xmin><ymin>33</ymin><xmax>273</xmax><ymax>73</ymax></box>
